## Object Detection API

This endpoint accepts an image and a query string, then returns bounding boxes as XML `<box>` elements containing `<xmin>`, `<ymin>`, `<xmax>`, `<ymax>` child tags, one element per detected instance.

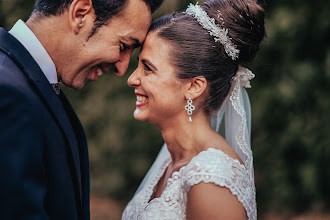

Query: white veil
<box><xmin>211</xmin><ymin>66</ymin><xmax>255</xmax><ymax>182</ymax></box>
<box><xmin>134</xmin><ymin>66</ymin><xmax>255</xmax><ymax>195</ymax></box>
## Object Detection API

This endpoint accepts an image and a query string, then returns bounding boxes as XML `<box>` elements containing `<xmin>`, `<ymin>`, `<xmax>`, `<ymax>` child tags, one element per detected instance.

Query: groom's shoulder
<box><xmin>0</xmin><ymin>27</ymin><xmax>9</xmax><ymax>34</ymax></box>
<box><xmin>0</xmin><ymin>51</ymin><xmax>39</xmax><ymax>104</ymax></box>
<box><xmin>0</xmin><ymin>27</ymin><xmax>13</xmax><ymax>47</ymax></box>
<box><xmin>0</xmin><ymin>50</ymin><xmax>26</xmax><ymax>84</ymax></box>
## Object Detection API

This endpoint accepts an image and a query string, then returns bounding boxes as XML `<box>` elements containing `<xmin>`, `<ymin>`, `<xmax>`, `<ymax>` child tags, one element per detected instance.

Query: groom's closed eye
<box><xmin>120</xmin><ymin>39</ymin><xmax>141</xmax><ymax>51</ymax></box>
<box><xmin>130</xmin><ymin>37</ymin><xmax>142</xmax><ymax>49</ymax></box>
<box><xmin>122</xmin><ymin>37</ymin><xmax>142</xmax><ymax>50</ymax></box>
<box><xmin>121</xmin><ymin>42</ymin><xmax>131</xmax><ymax>51</ymax></box>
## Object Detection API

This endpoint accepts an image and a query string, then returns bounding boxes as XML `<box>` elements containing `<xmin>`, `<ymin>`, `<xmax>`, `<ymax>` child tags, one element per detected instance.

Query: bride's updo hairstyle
<box><xmin>149</xmin><ymin>0</ymin><xmax>266</xmax><ymax>114</ymax></box>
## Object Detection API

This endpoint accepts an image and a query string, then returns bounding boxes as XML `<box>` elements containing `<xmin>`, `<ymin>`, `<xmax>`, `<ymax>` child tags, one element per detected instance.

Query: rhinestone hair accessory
<box><xmin>185</xmin><ymin>3</ymin><xmax>240</xmax><ymax>60</ymax></box>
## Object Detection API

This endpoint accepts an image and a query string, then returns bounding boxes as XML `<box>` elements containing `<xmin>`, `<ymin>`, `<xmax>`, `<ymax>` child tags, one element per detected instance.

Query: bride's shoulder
<box><xmin>186</xmin><ymin>181</ymin><xmax>247</xmax><ymax>219</ymax></box>
<box><xmin>182</xmin><ymin>148</ymin><xmax>247</xmax><ymax>177</ymax></box>
<box><xmin>181</xmin><ymin>148</ymin><xmax>253</xmax><ymax>195</ymax></box>
<box><xmin>182</xmin><ymin>147</ymin><xmax>253</xmax><ymax>189</ymax></box>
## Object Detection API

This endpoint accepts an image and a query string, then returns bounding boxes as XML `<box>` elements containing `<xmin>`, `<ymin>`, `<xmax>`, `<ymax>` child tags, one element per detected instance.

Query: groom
<box><xmin>0</xmin><ymin>0</ymin><xmax>163</xmax><ymax>219</ymax></box>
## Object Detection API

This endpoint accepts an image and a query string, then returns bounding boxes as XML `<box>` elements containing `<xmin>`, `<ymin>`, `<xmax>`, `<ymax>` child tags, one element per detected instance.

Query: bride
<box><xmin>122</xmin><ymin>0</ymin><xmax>266</xmax><ymax>219</ymax></box>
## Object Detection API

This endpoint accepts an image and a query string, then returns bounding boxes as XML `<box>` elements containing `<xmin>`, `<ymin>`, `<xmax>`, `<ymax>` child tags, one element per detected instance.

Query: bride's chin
<box><xmin>133</xmin><ymin>116</ymin><xmax>144</xmax><ymax>121</ymax></box>
<box><xmin>133</xmin><ymin>111</ymin><xmax>146</xmax><ymax>122</ymax></box>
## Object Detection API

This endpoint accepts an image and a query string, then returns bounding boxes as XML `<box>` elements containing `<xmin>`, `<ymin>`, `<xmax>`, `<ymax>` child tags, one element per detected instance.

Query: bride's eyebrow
<box><xmin>142</xmin><ymin>59</ymin><xmax>157</xmax><ymax>71</ymax></box>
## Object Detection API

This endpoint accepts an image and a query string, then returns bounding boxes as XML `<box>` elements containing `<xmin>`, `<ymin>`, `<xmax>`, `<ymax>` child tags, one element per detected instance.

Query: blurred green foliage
<box><xmin>1</xmin><ymin>0</ymin><xmax>329</xmax><ymax>217</ymax></box>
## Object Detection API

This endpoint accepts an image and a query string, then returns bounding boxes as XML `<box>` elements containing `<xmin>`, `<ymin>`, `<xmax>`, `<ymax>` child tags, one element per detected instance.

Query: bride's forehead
<box><xmin>144</xmin><ymin>31</ymin><xmax>171</xmax><ymax>47</ymax></box>
<box><xmin>141</xmin><ymin>36</ymin><xmax>171</xmax><ymax>58</ymax></box>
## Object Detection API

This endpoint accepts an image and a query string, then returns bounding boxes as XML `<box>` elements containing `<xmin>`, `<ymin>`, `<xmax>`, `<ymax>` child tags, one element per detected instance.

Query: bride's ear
<box><xmin>184</xmin><ymin>76</ymin><xmax>207</xmax><ymax>100</ymax></box>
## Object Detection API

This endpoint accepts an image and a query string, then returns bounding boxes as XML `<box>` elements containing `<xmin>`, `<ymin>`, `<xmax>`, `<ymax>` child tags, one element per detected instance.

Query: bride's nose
<box><xmin>127</xmin><ymin>68</ymin><xmax>141</xmax><ymax>87</ymax></box>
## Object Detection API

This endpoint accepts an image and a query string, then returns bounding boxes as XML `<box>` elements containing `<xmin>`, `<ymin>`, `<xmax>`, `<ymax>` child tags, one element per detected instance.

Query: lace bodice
<box><xmin>122</xmin><ymin>148</ymin><xmax>256</xmax><ymax>219</ymax></box>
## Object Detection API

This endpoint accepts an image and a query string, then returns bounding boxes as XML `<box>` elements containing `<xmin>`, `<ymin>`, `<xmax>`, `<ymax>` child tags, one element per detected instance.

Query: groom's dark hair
<box><xmin>33</xmin><ymin>0</ymin><xmax>163</xmax><ymax>37</ymax></box>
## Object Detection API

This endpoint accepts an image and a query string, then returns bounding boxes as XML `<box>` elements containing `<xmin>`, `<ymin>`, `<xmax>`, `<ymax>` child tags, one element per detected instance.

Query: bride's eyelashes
<box><xmin>137</xmin><ymin>57</ymin><xmax>156</xmax><ymax>74</ymax></box>
<box><xmin>142</xmin><ymin>62</ymin><xmax>152</xmax><ymax>72</ymax></box>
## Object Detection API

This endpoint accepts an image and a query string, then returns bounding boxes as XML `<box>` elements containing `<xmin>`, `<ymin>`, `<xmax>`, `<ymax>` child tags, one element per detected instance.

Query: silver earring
<box><xmin>185</xmin><ymin>97</ymin><xmax>195</xmax><ymax>123</ymax></box>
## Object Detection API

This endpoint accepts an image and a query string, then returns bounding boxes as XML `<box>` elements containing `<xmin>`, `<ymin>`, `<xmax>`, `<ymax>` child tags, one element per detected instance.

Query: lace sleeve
<box><xmin>181</xmin><ymin>148</ymin><xmax>257</xmax><ymax>220</ymax></box>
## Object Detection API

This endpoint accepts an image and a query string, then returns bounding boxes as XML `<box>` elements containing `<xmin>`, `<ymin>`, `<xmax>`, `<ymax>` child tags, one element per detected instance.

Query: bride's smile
<box><xmin>135</xmin><ymin>93</ymin><xmax>149</xmax><ymax>107</ymax></box>
<box><xmin>128</xmin><ymin>31</ymin><xmax>185</xmax><ymax>125</ymax></box>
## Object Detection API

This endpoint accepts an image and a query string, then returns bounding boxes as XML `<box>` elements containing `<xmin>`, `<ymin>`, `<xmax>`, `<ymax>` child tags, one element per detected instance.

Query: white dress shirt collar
<box><xmin>9</xmin><ymin>19</ymin><xmax>58</xmax><ymax>84</ymax></box>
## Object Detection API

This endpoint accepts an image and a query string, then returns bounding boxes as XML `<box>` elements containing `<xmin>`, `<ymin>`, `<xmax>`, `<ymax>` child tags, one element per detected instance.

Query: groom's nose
<box><xmin>114</xmin><ymin>49</ymin><xmax>132</xmax><ymax>76</ymax></box>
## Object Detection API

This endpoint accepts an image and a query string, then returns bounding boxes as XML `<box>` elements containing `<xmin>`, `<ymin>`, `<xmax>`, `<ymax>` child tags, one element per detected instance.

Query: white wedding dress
<box><xmin>122</xmin><ymin>146</ymin><xmax>257</xmax><ymax>220</ymax></box>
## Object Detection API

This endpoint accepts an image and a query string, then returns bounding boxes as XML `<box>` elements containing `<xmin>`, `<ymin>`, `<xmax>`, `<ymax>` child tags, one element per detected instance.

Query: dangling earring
<box><xmin>185</xmin><ymin>97</ymin><xmax>195</xmax><ymax>123</ymax></box>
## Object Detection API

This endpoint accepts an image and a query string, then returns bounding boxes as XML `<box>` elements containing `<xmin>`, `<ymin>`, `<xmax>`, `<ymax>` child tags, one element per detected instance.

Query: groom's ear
<box><xmin>184</xmin><ymin>76</ymin><xmax>207</xmax><ymax>100</ymax></box>
<box><xmin>69</xmin><ymin>0</ymin><xmax>94</xmax><ymax>34</ymax></box>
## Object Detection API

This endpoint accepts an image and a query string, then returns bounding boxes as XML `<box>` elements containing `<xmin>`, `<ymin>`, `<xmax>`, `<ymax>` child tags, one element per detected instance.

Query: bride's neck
<box><xmin>160</xmin><ymin>113</ymin><xmax>215</xmax><ymax>165</ymax></box>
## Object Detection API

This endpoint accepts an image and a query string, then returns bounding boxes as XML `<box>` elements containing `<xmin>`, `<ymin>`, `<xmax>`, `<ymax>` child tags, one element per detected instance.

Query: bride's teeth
<box><xmin>97</xmin><ymin>67</ymin><xmax>103</xmax><ymax>76</ymax></box>
<box><xmin>137</xmin><ymin>95</ymin><xmax>148</xmax><ymax>103</ymax></box>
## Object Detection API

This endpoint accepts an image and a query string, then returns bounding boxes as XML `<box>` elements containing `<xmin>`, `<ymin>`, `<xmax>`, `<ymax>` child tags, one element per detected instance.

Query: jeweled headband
<box><xmin>185</xmin><ymin>3</ymin><xmax>240</xmax><ymax>60</ymax></box>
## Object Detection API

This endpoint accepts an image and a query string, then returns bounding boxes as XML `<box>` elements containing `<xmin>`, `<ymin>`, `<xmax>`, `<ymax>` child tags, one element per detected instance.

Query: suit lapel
<box><xmin>59</xmin><ymin>93</ymin><xmax>90</xmax><ymax>212</ymax></box>
<box><xmin>0</xmin><ymin>28</ymin><xmax>82</xmax><ymax>204</ymax></box>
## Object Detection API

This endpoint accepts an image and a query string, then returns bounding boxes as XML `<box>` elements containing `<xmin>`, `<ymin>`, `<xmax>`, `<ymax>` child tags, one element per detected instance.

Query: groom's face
<box><xmin>59</xmin><ymin>0</ymin><xmax>152</xmax><ymax>89</ymax></box>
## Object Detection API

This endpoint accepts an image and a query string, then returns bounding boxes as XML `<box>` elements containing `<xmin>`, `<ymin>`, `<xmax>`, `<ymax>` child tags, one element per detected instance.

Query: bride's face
<box><xmin>127</xmin><ymin>31</ymin><xmax>187</xmax><ymax>126</ymax></box>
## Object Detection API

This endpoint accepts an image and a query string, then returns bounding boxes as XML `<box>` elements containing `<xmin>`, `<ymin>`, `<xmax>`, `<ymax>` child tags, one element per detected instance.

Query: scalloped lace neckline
<box><xmin>145</xmin><ymin>147</ymin><xmax>246</xmax><ymax>206</ymax></box>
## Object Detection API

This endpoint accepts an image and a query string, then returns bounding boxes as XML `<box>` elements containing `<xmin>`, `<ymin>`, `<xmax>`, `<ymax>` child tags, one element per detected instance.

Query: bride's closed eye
<box><xmin>137</xmin><ymin>56</ymin><xmax>157</xmax><ymax>74</ymax></box>
<box><xmin>142</xmin><ymin>61</ymin><xmax>152</xmax><ymax>72</ymax></box>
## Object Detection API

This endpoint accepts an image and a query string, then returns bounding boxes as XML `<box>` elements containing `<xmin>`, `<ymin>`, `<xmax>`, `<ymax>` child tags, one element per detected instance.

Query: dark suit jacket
<box><xmin>0</xmin><ymin>28</ymin><xmax>90</xmax><ymax>219</ymax></box>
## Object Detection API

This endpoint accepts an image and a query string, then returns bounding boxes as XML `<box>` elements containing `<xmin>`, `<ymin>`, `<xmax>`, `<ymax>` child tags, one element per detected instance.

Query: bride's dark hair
<box><xmin>149</xmin><ymin>0</ymin><xmax>266</xmax><ymax>114</ymax></box>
